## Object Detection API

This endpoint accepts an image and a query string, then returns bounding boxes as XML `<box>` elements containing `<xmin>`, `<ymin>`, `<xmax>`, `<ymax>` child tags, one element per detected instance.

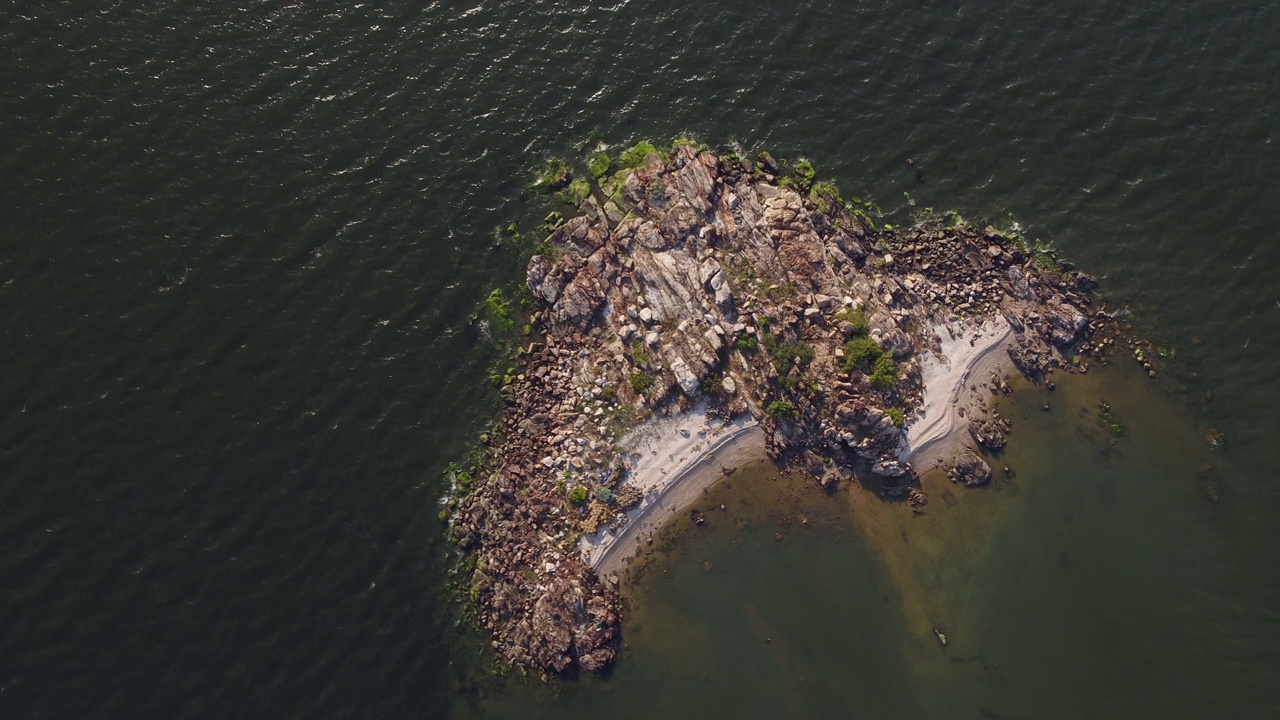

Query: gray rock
<box><xmin>668</xmin><ymin>355</ymin><xmax>700</xmax><ymax>397</ymax></box>
<box><xmin>953</xmin><ymin>452</ymin><xmax>992</xmax><ymax>487</ymax></box>
<box><xmin>871</xmin><ymin>459</ymin><xmax>908</xmax><ymax>478</ymax></box>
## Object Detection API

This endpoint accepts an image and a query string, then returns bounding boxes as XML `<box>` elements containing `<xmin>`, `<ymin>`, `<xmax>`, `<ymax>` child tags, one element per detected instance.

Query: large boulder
<box><xmin>549</xmin><ymin>274</ymin><xmax>605</xmax><ymax>330</ymax></box>
<box><xmin>952</xmin><ymin>451</ymin><xmax>992</xmax><ymax>487</ymax></box>
<box><xmin>1042</xmin><ymin>299</ymin><xmax>1088</xmax><ymax>347</ymax></box>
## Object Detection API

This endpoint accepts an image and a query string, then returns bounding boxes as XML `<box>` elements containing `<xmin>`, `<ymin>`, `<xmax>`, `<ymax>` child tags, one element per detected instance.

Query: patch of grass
<box><xmin>568</xmin><ymin>485</ymin><xmax>589</xmax><ymax>505</ymax></box>
<box><xmin>763</xmin><ymin>282</ymin><xmax>796</xmax><ymax>300</ymax></box>
<box><xmin>766</xmin><ymin>399</ymin><xmax>797</xmax><ymax>420</ymax></box>
<box><xmin>869</xmin><ymin>355</ymin><xmax>899</xmax><ymax>390</ymax></box>
<box><xmin>630</xmin><ymin>371</ymin><xmax>655</xmax><ymax>394</ymax></box>
<box><xmin>885</xmin><ymin>407</ymin><xmax>905</xmax><ymax>427</ymax></box>
<box><xmin>834</xmin><ymin>306</ymin><xmax>870</xmax><ymax>336</ymax></box>
<box><xmin>587</xmin><ymin>151</ymin><xmax>612</xmax><ymax>179</ymax></box>
<box><xmin>734</xmin><ymin>334</ymin><xmax>758</xmax><ymax>353</ymax></box>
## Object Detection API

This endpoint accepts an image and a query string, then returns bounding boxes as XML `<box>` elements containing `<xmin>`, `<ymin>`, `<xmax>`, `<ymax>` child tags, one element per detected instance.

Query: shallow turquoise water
<box><xmin>2</xmin><ymin>1</ymin><xmax>1279</xmax><ymax>717</ymax></box>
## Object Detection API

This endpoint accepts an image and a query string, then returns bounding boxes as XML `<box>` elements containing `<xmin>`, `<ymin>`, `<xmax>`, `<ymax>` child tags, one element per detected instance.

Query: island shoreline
<box><xmin>446</xmin><ymin>139</ymin><xmax>1120</xmax><ymax>676</ymax></box>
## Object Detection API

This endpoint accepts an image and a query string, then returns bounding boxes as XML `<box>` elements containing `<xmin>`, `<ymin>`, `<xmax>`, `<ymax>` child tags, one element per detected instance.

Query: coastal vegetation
<box><xmin>630</xmin><ymin>371</ymin><xmax>655</xmax><ymax>394</ymax></box>
<box><xmin>766</xmin><ymin>399</ymin><xmax>797</xmax><ymax>420</ymax></box>
<box><xmin>841</xmin><ymin>337</ymin><xmax>882</xmax><ymax>373</ymax></box>
<box><xmin>567</xmin><ymin>485</ymin><xmax>590</xmax><ymax>505</ymax></box>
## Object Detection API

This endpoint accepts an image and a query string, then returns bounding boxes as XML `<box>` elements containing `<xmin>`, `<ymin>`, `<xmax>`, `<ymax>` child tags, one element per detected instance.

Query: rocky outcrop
<box><xmin>449</xmin><ymin>141</ymin><xmax>1108</xmax><ymax>677</ymax></box>
<box><xmin>951</xmin><ymin>451</ymin><xmax>993</xmax><ymax>487</ymax></box>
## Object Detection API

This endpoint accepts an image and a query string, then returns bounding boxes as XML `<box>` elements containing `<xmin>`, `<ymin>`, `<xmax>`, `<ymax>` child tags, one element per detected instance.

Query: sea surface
<box><xmin>3</xmin><ymin>2</ymin><xmax>1279</xmax><ymax>718</ymax></box>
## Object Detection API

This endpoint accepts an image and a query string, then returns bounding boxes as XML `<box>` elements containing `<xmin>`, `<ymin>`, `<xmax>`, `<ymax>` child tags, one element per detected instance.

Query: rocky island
<box><xmin>446</xmin><ymin>140</ymin><xmax>1113</xmax><ymax>676</ymax></box>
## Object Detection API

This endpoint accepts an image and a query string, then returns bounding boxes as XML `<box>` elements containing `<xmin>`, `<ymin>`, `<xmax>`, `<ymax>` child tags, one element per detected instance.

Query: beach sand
<box><xmin>902</xmin><ymin>318</ymin><xmax>1015</xmax><ymax>472</ymax></box>
<box><xmin>580</xmin><ymin>407</ymin><xmax>768</xmax><ymax>576</ymax></box>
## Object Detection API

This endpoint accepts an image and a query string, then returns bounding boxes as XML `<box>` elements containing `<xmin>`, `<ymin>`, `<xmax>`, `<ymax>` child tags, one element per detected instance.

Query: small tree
<box><xmin>766</xmin><ymin>399</ymin><xmax>797</xmax><ymax>420</ymax></box>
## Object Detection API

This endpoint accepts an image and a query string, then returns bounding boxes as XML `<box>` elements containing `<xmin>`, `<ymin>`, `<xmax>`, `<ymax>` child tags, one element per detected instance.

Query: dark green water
<box><xmin>3</xmin><ymin>1</ymin><xmax>1279</xmax><ymax>717</ymax></box>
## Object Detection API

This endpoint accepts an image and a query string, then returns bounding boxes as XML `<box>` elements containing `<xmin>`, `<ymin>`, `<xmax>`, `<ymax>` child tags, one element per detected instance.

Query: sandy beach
<box><xmin>901</xmin><ymin>318</ymin><xmax>1015</xmax><ymax>472</ymax></box>
<box><xmin>580</xmin><ymin>408</ymin><xmax>768</xmax><ymax>576</ymax></box>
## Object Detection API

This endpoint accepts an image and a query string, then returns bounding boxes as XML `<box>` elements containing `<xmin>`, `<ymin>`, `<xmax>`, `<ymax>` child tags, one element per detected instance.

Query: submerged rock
<box><xmin>952</xmin><ymin>452</ymin><xmax>993</xmax><ymax>487</ymax></box>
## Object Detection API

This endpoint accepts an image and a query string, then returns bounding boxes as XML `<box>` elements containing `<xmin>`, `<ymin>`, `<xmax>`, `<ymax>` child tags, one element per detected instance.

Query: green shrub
<box><xmin>841</xmin><ymin>337</ymin><xmax>883</xmax><ymax>373</ymax></box>
<box><xmin>568</xmin><ymin>486</ymin><xmax>589</xmax><ymax>505</ymax></box>
<box><xmin>630</xmin><ymin>371</ymin><xmax>654</xmax><ymax>394</ymax></box>
<box><xmin>587</xmin><ymin>151</ymin><xmax>612</xmax><ymax>179</ymax></box>
<box><xmin>869</xmin><ymin>356</ymin><xmax>898</xmax><ymax>390</ymax></box>
<box><xmin>766</xmin><ymin>399</ymin><xmax>797</xmax><ymax>420</ymax></box>
<box><xmin>594</xmin><ymin>486</ymin><xmax>614</xmax><ymax>504</ymax></box>
<box><xmin>701</xmin><ymin>373</ymin><xmax>723</xmax><ymax>394</ymax></box>
<box><xmin>734</xmin><ymin>334</ymin><xmax>758</xmax><ymax>353</ymax></box>
<box><xmin>834</xmin><ymin>306</ymin><xmax>870</xmax><ymax>336</ymax></box>
<box><xmin>630</xmin><ymin>340</ymin><xmax>651</xmax><ymax>368</ymax></box>
<box><xmin>763</xmin><ymin>331</ymin><xmax>813</xmax><ymax>375</ymax></box>
<box><xmin>885</xmin><ymin>407</ymin><xmax>905</xmax><ymax>427</ymax></box>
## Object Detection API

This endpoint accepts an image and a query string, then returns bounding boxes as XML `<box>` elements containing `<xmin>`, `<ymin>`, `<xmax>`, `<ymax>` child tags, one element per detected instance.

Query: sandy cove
<box><xmin>902</xmin><ymin>318</ymin><xmax>1015</xmax><ymax>473</ymax></box>
<box><xmin>581</xmin><ymin>408</ymin><xmax>766</xmax><ymax>576</ymax></box>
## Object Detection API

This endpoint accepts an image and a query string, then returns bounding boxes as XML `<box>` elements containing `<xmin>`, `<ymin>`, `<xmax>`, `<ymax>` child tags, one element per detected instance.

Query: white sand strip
<box><xmin>902</xmin><ymin>318</ymin><xmax>1015</xmax><ymax>471</ymax></box>
<box><xmin>580</xmin><ymin>407</ymin><xmax>767</xmax><ymax>576</ymax></box>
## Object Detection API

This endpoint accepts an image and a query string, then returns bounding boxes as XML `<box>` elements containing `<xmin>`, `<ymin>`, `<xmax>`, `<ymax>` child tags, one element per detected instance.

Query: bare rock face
<box><xmin>1042</xmin><ymin>299</ymin><xmax>1089</xmax><ymax>347</ymax></box>
<box><xmin>526</xmin><ymin>254</ymin><xmax>564</xmax><ymax>304</ymax></box>
<box><xmin>880</xmin><ymin>328</ymin><xmax>914</xmax><ymax>359</ymax></box>
<box><xmin>550</xmin><ymin>274</ymin><xmax>606</xmax><ymax>329</ymax></box>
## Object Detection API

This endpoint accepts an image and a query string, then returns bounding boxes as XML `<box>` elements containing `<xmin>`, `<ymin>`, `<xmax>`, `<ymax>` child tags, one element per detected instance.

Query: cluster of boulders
<box><xmin>448</xmin><ymin>141</ymin><xmax>1106</xmax><ymax>676</ymax></box>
